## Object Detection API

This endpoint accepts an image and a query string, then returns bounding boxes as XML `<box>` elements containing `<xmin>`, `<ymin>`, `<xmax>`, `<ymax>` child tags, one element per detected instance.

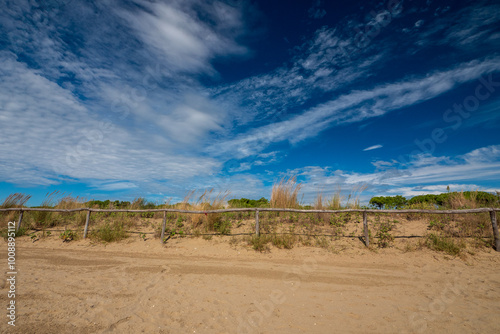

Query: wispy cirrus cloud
<box><xmin>404</xmin><ymin>1</ymin><xmax>500</xmax><ymax>52</ymax></box>
<box><xmin>208</xmin><ymin>57</ymin><xmax>500</xmax><ymax>159</ymax></box>
<box><xmin>210</xmin><ymin>23</ymin><xmax>386</xmax><ymax>127</ymax></box>
<box><xmin>0</xmin><ymin>55</ymin><xmax>221</xmax><ymax>187</ymax></box>
<box><xmin>0</xmin><ymin>0</ymin><xmax>251</xmax><ymax>191</ymax></box>
<box><xmin>363</xmin><ymin>144</ymin><xmax>383</xmax><ymax>151</ymax></box>
<box><xmin>116</xmin><ymin>0</ymin><xmax>249</xmax><ymax>75</ymax></box>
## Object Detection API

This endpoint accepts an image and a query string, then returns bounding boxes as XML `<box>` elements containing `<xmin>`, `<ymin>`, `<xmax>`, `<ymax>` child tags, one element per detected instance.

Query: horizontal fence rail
<box><xmin>2</xmin><ymin>207</ymin><xmax>499</xmax><ymax>251</ymax></box>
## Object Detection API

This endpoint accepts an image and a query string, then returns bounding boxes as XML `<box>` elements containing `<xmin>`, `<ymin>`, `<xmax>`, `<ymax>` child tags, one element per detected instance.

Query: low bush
<box><xmin>228</xmin><ymin>197</ymin><xmax>269</xmax><ymax>208</ymax></box>
<box><xmin>270</xmin><ymin>233</ymin><xmax>296</xmax><ymax>249</ymax></box>
<box><xmin>90</xmin><ymin>222</ymin><xmax>128</xmax><ymax>243</ymax></box>
<box><xmin>247</xmin><ymin>235</ymin><xmax>271</xmax><ymax>252</ymax></box>
<box><xmin>1</xmin><ymin>226</ymin><xmax>28</xmax><ymax>240</ymax></box>
<box><xmin>425</xmin><ymin>233</ymin><xmax>464</xmax><ymax>256</ymax></box>
<box><xmin>60</xmin><ymin>229</ymin><xmax>78</xmax><ymax>242</ymax></box>
<box><xmin>213</xmin><ymin>218</ymin><xmax>232</xmax><ymax>235</ymax></box>
<box><xmin>376</xmin><ymin>220</ymin><xmax>395</xmax><ymax>248</ymax></box>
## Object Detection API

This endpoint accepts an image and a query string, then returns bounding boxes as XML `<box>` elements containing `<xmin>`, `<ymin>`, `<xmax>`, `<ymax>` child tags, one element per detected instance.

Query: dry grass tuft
<box><xmin>0</xmin><ymin>193</ymin><xmax>31</xmax><ymax>228</ymax></box>
<box><xmin>326</xmin><ymin>186</ymin><xmax>343</xmax><ymax>210</ymax></box>
<box><xmin>180</xmin><ymin>189</ymin><xmax>230</xmax><ymax>231</ymax></box>
<box><xmin>313</xmin><ymin>187</ymin><xmax>344</xmax><ymax>223</ymax></box>
<box><xmin>447</xmin><ymin>190</ymin><xmax>478</xmax><ymax>209</ymax></box>
<box><xmin>271</xmin><ymin>176</ymin><xmax>302</xmax><ymax>208</ymax></box>
<box><xmin>345</xmin><ymin>184</ymin><xmax>367</xmax><ymax>209</ymax></box>
<box><xmin>1</xmin><ymin>193</ymin><xmax>31</xmax><ymax>208</ymax></box>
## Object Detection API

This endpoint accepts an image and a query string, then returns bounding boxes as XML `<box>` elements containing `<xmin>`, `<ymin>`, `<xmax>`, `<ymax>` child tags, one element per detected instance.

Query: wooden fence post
<box><xmin>16</xmin><ymin>210</ymin><xmax>23</xmax><ymax>232</ymax></box>
<box><xmin>83</xmin><ymin>210</ymin><xmax>91</xmax><ymax>239</ymax></box>
<box><xmin>255</xmin><ymin>210</ymin><xmax>260</xmax><ymax>237</ymax></box>
<box><xmin>490</xmin><ymin>211</ymin><xmax>500</xmax><ymax>252</ymax></box>
<box><xmin>161</xmin><ymin>210</ymin><xmax>167</xmax><ymax>243</ymax></box>
<box><xmin>363</xmin><ymin>211</ymin><xmax>369</xmax><ymax>247</ymax></box>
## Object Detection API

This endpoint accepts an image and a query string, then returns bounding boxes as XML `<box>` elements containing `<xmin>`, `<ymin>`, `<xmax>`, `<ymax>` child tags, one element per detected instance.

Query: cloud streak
<box><xmin>116</xmin><ymin>0</ymin><xmax>248</xmax><ymax>74</ymax></box>
<box><xmin>363</xmin><ymin>144</ymin><xmax>383</xmax><ymax>151</ymax></box>
<box><xmin>209</xmin><ymin>57</ymin><xmax>500</xmax><ymax>158</ymax></box>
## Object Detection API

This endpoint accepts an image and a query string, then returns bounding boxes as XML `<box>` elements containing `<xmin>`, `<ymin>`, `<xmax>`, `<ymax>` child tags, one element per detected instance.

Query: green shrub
<box><xmin>376</xmin><ymin>221</ymin><xmax>395</xmax><ymax>248</ymax></box>
<box><xmin>214</xmin><ymin>218</ymin><xmax>232</xmax><ymax>235</ymax></box>
<box><xmin>60</xmin><ymin>229</ymin><xmax>78</xmax><ymax>242</ymax></box>
<box><xmin>369</xmin><ymin>195</ymin><xmax>407</xmax><ymax>209</ymax></box>
<box><xmin>228</xmin><ymin>197</ymin><xmax>269</xmax><ymax>208</ymax></box>
<box><xmin>428</xmin><ymin>219</ymin><xmax>446</xmax><ymax>231</ymax></box>
<box><xmin>247</xmin><ymin>235</ymin><xmax>271</xmax><ymax>252</ymax></box>
<box><xmin>330</xmin><ymin>214</ymin><xmax>348</xmax><ymax>237</ymax></box>
<box><xmin>1</xmin><ymin>226</ymin><xmax>28</xmax><ymax>240</ymax></box>
<box><xmin>91</xmin><ymin>222</ymin><xmax>127</xmax><ymax>243</ymax></box>
<box><xmin>408</xmin><ymin>194</ymin><xmax>441</xmax><ymax>206</ymax></box>
<box><xmin>271</xmin><ymin>233</ymin><xmax>296</xmax><ymax>249</ymax></box>
<box><xmin>425</xmin><ymin>233</ymin><xmax>463</xmax><ymax>256</ymax></box>
<box><xmin>30</xmin><ymin>210</ymin><xmax>54</xmax><ymax>228</ymax></box>
<box><xmin>408</xmin><ymin>191</ymin><xmax>498</xmax><ymax>208</ymax></box>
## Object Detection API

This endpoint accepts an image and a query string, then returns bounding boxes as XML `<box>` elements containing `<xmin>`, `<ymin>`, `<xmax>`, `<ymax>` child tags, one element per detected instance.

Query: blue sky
<box><xmin>1</xmin><ymin>0</ymin><xmax>500</xmax><ymax>206</ymax></box>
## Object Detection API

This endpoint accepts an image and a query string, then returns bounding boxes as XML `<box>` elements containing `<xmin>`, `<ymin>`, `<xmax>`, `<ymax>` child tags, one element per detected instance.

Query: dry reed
<box><xmin>271</xmin><ymin>176</ymin><xmax>302</xmax><ymax>208</ymax></box>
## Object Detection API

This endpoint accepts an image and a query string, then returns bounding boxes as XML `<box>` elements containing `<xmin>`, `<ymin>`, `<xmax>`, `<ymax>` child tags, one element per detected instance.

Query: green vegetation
<box><xmin>375</xmin><ymin>220</ymin><xmax>396</xmax><ymax>248</ymax></box>
<box><xmin>90</xmin><ymin>222</ymin><xmax>128</xmax><ymax>243</ymax></box>
<box><xmin>425</xmin><ymin>233</ymin><xmax>464</xmax><ymax>256</ymax></box>
<box><xmin>227</xmin><ymin>197</ymin><xmax>269</xmax><ymax>208</ymax></box>
<box><xmin>246</xmin><ymin>235</ymin><xmax>271</xmax><ymax>252</ymax></box>
<box><xmin>60</xmin><ymin>229</ymin><xmax>78</xmax><ymax>242</ymax></box>
<box><xmin>213</xmin><ymin>218</ymin><xmax>232</xmax><ymax>235</ymax></box>
<box><xmin>369</xmin><ymin>195</ymin><xmax>407</xmax><ymax>209</ymax></box>
<box><xmin>369</xmin><ymin>191</ymin><xmax>499</xmax><ymax>210</ymax></box>
<box><xmin>86</xmin><ymin>199</ymin><xmax>132</xmax><ymax>209</ymax></box>
<box><xmin>1</xmin><ymin>226</ymin><xmax>27</xmax><ymax>240</ymax></box>
<box><xmin>270</xmin><ymin>233</ymin><xmax>296</xmax><ymax>249</ymax></box>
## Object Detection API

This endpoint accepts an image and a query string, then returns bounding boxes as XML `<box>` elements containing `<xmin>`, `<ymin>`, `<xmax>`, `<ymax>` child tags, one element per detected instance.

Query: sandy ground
<box><xmin>1</xmin><ymin>235</ymin><xmax>499</xmax><ymax>334</ymax></box>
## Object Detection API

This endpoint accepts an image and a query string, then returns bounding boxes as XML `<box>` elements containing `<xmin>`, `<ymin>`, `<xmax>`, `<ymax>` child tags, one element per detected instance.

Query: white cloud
<box><xmin>211</xmin><ymin>25</ymin><xmax>381</xmax><ymax>127</ymax></box>
<box><xmin>363</xmin><ymin>144</ymin><xmax>383</xmax><ymax>151</ymax></box>
<box><xmin>460</xmin><ymin>145</ymin><xmax>500</xmax><ymax>163</ymax></box>
<box><xmin>0</xmin><ymin>55</ymin><xmax>221</xmax><ymax>188</ymax></box>
<box><xmin>0</xmin><ymin>0</ymin><xmax>260</xmax><ymax>198</ymax></box>
<box><xmin>209</xmin><ymin>57</ymin><xmax>500</xmax><ymax>158</ymax></box>
<box><xmin>282</xmin><ymin>145</ymin><xmax>500</xmax><ymax>203</ymax></box>
<box><xmin>411</xmin><ymin>3</ymin><xmax>500</xmax><ymax>49</ymax></box>
<box><xmin>343</xmin><ymin>145</ymin><xmax>500</xmax><ymax>188</ymax></box>
<box><xmin>90</xmin><ymin>181</ymin><xmax>139</xmax><ymax>191</ymax></box>
<box><xmin>116</xmin><ymin>0</ymin><xmax>248</xmax><ymax>74</ymax></box>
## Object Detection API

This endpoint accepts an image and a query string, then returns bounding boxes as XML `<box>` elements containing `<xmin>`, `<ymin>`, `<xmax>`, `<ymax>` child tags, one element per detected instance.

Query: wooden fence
<box><xmin>1</xmin><ymin>207</ymin><xmax>499</xmax><ymax>251</ymax></box>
